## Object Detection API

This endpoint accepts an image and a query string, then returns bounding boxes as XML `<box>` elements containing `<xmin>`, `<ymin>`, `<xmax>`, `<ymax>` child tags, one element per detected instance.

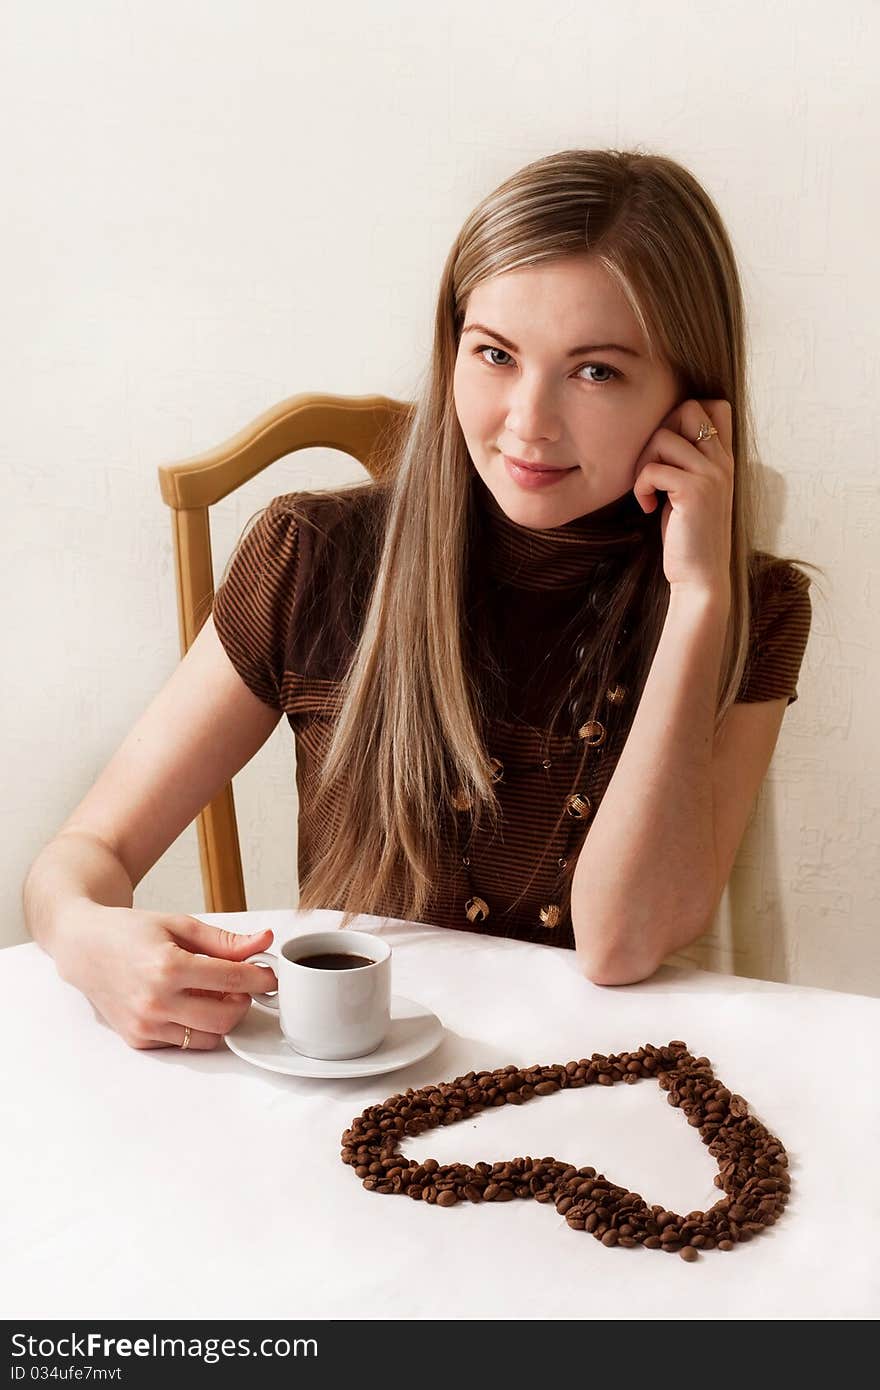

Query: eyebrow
<box><xmin>461</xmin><ymin>322</ymin><xmax>643</xmax><ymax>358</ymax></box>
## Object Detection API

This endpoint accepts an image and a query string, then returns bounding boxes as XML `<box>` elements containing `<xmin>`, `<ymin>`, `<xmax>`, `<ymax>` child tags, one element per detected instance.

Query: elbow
<box><xmin>576</xmin><ymin>905</ymin><xmax>716</xmax><ymax>986</ymax></box>
<box><xmin>577</xmin><ymin>945</ymin><xmax>663</xmax><ymax>987</ymax></box>
<box><xmin>572</xmin><ymin>907</ymin><xmax>664</xmax><ymax>985</ymax></box>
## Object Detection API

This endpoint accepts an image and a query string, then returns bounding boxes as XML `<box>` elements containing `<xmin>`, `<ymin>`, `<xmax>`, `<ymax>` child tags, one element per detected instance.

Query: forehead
<box><xmin>464</xmin><ymin>257</ymin><xmax>644</xmax><ymax>342</ymax></box>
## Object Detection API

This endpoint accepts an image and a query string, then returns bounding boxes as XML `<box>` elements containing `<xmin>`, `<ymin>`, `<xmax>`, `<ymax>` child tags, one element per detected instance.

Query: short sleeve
<box><xmin>735</xmin><ymin>561</ymin><xmax>812</xmax><ymax>706</ymax></box>
<box><xmin>211</xmin><ymin>495</ymin><xmax>301</xmax><ymax>710</ymax></box>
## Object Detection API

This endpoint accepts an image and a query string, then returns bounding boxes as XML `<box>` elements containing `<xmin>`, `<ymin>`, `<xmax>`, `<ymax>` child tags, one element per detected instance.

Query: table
<box><xmin>2</xmin><ymin>907</ymin><xmax>878</xmax><ymax>1320</ymax></box>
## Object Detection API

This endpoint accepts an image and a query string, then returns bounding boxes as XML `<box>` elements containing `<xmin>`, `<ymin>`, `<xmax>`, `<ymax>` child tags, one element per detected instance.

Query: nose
<box><xmin>504</xmin><ymin>375</ymin><xmax>562</xmax><ymax>446</ymax></box>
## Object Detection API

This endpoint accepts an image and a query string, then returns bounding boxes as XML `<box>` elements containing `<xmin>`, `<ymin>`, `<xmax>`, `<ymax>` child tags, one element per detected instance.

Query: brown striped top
<box><xmin>212</xmin><ymin>476</ymin><xmax>812</xmax><ymax>948</ymax></box>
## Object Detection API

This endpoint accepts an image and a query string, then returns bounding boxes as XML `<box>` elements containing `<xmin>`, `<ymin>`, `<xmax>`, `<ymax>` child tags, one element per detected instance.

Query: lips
<box><xmin>503</xmin><ymin>455</ymin><xmax>578</xmax><ymax>490</ymax></box>
<box><xmin>503</xmin><ymin>455</ymin><xmax>574</xmax><ymax>473</ymax></box>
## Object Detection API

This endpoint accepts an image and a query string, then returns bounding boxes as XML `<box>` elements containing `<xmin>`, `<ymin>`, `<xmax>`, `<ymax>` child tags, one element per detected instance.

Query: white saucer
<box><xmin>224</xmin><ymin>994</ymin><xmax>445</xmax><ymax>1079</ymax></box>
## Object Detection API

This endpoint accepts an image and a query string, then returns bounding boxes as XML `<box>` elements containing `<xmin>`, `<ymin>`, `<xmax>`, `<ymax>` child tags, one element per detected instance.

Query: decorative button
<box><xmin>557</xmin><ymin>857</ymin><xmax>567</xmax><ymax>869</ymax></box>
<box><xmin>488</xmin><ymin>757</ymin><xmax>504</xmax><ymax>783</ymax></box>
<box><xmin>577</xmin><ymin>719</ymin><xmax>606</xmax><ymax>746</ymax></box>
<box><xmin>539</xmin><ymin>903</ymin><xmax>562</xmax><ymax>929</ymax></box>
<box><xmin>465</xmin><ymin>896</ymin><xmax>490</xmax><ymax>923</ymax></box>
<box><xmin>606</xmin><ymin>684</ymin><xmax>627</xmax><ymax>704</ymax></box>
<box><xmin>565</xmin><ymin>793</ymin><xmax>593</xmax><ymax>820</ymax></box>
<box><xmin>451</xmin><ymin>788</ymin><xmax>472</xmax><ymax>812</ymax></box>
<box><xmin>542</xmin><ymin>758</ymin><xmax>552</xmax><ymax>769</ymax></box>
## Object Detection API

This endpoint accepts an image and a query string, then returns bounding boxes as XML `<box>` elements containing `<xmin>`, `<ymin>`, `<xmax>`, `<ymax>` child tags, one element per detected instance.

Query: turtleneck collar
<box><xmin>472</xmin><ymin>473</ymin><xmax>654</xmax><ymax>592</ymax></box>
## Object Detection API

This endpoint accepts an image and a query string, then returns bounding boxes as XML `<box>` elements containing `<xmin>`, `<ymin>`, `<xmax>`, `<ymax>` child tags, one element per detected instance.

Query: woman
<box><xmin>23</xmin><ymin>148</ymin><xmax>815</xmax><ymax>1049</ymax></box>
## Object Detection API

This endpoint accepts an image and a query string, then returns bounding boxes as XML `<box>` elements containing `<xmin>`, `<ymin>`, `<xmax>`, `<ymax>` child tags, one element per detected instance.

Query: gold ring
<box><xmin>695</xmin><ymin>422</ymin><xmax>718</xmax><ymax>443</ymax></box>
<box><xmin>181</xmin><ymin>1025</ymin><xmax>192</xmax><ymax>1050</ymax></box>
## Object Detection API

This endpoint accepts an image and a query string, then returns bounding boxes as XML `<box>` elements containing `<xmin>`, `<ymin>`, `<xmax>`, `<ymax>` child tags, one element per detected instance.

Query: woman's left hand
<box><xmin>632</xmin><ymin>397</ymin><xmax>734</xmax><ymax>601</ymax></box>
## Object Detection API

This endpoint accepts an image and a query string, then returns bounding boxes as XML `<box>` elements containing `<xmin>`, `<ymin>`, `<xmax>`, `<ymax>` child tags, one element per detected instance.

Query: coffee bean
<box><xmin>679</xmin><ymin>1245</ymin><xmax>699</xmax><ymax>1262</ymax></box>
<box><xmin>342</xmin><ymin>1040</ymin><xmax>789</xmax><ymax>1258</ymax></box>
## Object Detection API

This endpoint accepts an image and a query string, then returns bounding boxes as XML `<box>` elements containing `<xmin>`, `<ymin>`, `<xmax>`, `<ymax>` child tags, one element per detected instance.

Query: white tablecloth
<box><xmin>2</xmin><ymin>907</ymin><xmax>878</xmax><ymax>1320</ymax></box>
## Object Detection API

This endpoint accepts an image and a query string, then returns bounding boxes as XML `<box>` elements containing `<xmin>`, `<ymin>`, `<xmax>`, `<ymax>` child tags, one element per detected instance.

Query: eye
<box><xmin>473</xmin><ymin>346</ymin><xmax>620</xmax><ymax>385</ymax></box>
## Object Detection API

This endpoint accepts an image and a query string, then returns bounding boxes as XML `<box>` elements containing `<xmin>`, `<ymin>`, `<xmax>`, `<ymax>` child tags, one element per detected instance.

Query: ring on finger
<box><xmin>695</xmin><ymin>421</ymin><xmax>719</xmax><ymax>443</ymax></box>
<box><xmin>181</xmin><ymin>1025</ymin><xmax>192</xmax><ymax>1050</ymax></box>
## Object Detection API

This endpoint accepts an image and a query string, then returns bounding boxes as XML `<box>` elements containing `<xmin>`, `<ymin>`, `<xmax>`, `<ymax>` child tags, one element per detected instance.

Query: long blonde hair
<box><xmin>224</xmin><ymin>148</ymin><xmax>822</xmax><ymax>930</ymax></box>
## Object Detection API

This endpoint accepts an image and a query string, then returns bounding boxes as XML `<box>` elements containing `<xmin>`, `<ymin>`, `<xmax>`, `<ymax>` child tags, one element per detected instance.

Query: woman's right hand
<box><xmin>53</xmin><ymin>902</ymin><xmax>279</xmax><ymax>1050</ymax></box>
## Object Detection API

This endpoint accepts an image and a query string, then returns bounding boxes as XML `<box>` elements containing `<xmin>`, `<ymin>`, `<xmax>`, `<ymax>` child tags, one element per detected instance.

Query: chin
<box><xmin>502</xmin><ymin>501</ymin><xmax>576</xmax><ymax>531</ymax></box>
<box><xmin>497</xmin><ymin>480</ymin><xmax>591</xmax><ymax>528</ymax></box>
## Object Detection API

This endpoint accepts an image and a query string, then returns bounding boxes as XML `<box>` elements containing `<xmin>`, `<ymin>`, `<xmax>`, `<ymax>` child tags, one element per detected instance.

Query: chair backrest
<box><xmin>157</xmin><ymin>390</ymin><xmax>414</xmax><ymax>912</ymax></box>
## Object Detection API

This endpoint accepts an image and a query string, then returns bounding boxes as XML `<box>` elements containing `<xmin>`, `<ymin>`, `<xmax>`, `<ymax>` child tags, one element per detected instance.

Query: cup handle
<box><xmin>244</xmin><ymin>951</ymin><xmax>280</xmax><ymax>1012</ymax></box>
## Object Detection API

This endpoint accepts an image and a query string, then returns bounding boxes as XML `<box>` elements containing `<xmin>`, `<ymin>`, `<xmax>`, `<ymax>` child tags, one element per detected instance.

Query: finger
<box><xmin>660</xmin><ymin>423</ymin><xmax>723</xmax><ymax>469</ymax></box>
<box><xmin>175</xmin><ymin>953</ymin><xmax>279</xmax><ymax>997</ymax></box>
<box><xmin>635</xmin><ymin>428</ymin><xmax>726</xmax><ymax>492</ymax></box>
<box><xmin>633</xmin><ymin>460</ymin><xmax>698</xmax><ymax>510</ymax></box>
<box><xmin>681</xmin><ymin>400</ymin><xmax>731</xmax><ymax>458</ymax></box>
<box><xmin>168</xmin><ymin>990</ymin><xmax>255</xmax><ymax>1036</ymax></box>
<box><xmin>659</xmin><ymin>400</ymin><xmax>729</xmax><ymax>457</ymax></box>
<box><xmin>146</xmin><ymin>1020</ymin><xmax>230</xmax><ymax>1051</ymax></box>
<box><xmin>165</xmin><ymin>917</ymin><xmax>275</xmax><ymax>960</ymax></box>
<box><xmin>700</xmin><ymin>399</ymin><xmax>733</xmax><ymax>456</ymax></box>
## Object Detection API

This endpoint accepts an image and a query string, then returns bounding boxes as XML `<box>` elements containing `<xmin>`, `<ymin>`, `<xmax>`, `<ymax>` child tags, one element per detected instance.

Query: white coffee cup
<box><xmin>244</xmin><ymin>929</ymin><xmax>391</xmax><ymax>1061</ymax></box>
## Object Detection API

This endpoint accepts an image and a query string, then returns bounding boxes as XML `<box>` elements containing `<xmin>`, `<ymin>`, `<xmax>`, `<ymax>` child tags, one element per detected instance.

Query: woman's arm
<box><xmin>570</xmin><ymin>587</ymin><xmax>728</xmax><ymax>984</ymax></box>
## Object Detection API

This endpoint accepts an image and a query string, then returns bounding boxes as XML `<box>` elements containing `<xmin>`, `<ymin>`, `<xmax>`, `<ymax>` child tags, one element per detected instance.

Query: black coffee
<box><xmin>294</xmin><ymin>952</ymin><xmax>373</xmax><ymax>971</ymax></box>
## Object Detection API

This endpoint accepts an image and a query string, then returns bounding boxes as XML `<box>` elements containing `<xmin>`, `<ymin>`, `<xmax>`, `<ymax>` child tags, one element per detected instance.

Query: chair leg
<box><xmin>196</xmin><ymin>787</ymin><xmax>247</xmax><ymax>913</ymax></box>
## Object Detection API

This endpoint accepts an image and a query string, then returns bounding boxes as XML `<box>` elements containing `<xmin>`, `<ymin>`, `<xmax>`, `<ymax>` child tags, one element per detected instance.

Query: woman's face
<box><xmin>453</xmin><ymin>255</ymin><xmax>684</xmax><ymax>528</ymax></box>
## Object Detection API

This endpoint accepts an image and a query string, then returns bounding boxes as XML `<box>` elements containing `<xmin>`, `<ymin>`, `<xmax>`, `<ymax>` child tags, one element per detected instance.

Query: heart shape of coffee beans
<box><xmin>341</xmin><ymin>1040</ymin><xmax>790</xmax><ymax>1259</ymax></box>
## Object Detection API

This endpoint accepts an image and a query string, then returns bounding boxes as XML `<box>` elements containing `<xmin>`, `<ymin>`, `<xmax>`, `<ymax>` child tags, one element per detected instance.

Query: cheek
<box><xmin>454</xmin><ymin>367</ymin><xmax>492</xmax><ymax>433</ymax></box>
<box><xmin>451</xmin><ymin>363</ymin><xmax>469</xmax><ymax>420</ymax></box>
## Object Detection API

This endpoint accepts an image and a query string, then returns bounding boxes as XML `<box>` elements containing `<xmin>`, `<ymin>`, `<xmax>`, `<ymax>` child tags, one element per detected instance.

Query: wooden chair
<box><xmin>157</xmin><ymin>391</ymin><xmax>413</xmax><ymax>913</ymax></box>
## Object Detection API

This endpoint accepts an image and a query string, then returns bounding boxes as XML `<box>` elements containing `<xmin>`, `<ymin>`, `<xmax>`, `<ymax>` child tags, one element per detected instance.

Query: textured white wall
<box><xmin>4</xmin><ymin>0</ymin><xmax>878</xmax><ymax>995</ymax></box>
